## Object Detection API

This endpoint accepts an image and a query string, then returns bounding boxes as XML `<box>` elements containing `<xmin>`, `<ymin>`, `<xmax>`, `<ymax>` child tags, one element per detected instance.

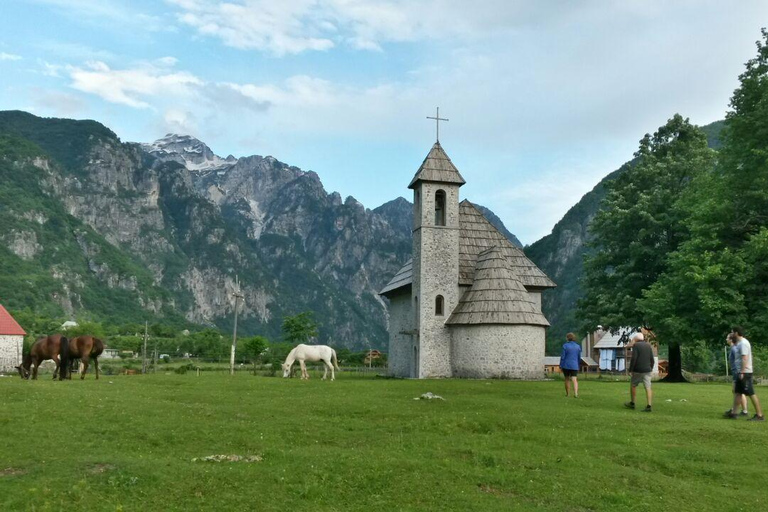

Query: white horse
<box><xmin>282</xmin><ymin>344</ymin><xmax>340</xmax><ymax>381</ymax></box>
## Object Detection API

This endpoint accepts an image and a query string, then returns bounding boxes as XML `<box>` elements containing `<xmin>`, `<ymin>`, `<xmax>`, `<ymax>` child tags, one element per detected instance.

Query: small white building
<box><xmin>588</xmin><ymin>328</ymin><xmax>659</xmax><ymax>375</ymax></box>
<box><xmin>0</xmin><ymin>304</ymin><xmax>26</xmax><ymax>373</ymax></box>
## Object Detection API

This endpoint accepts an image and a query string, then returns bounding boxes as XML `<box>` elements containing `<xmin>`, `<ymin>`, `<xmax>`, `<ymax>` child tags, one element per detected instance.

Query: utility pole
<box><xmin>230</xmin><ymin>275</ymin><xmax>244</xmax><ymax>376</ymax></box>
<box><xmin>142</xmin><ymin>321</ymin><xmax>148</xmax><ymax>374</ymax></box>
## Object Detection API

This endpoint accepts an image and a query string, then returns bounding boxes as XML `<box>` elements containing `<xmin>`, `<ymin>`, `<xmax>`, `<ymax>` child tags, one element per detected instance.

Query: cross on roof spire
<box><xmin>426</xmin><ymin>107</ymin><xmax>448</xmax><ymax>142</ymax></box>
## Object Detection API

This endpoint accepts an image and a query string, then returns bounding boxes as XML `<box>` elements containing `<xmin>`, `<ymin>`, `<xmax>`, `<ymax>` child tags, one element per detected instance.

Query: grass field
<box><xmin>1</xmin><ymin>373</ymin><xmax>766</xmax><ymax>511</ymax></box>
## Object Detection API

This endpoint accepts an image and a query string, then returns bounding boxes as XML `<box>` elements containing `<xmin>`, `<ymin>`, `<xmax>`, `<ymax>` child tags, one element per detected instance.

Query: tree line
<box><xmin>578</xmin><ymin>29</ymin><xmax>768</xmax><ymax>380</ymax></box>
<box><xmin>13</xmin><ymin>309</ymin><xmax>385</xmax><ymax>368</ymax></box>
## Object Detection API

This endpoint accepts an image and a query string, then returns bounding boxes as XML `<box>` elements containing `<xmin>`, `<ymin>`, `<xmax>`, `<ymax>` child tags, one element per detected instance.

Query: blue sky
<box><xmin>1</xmin><ymin>1</ymin><xmax>767</xmax><ymax>243</ymax></box>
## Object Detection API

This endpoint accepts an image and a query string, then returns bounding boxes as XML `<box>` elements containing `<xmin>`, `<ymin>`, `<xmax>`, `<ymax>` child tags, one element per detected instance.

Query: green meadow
<box><xmin>1</xmin><ymin>373</ymin><xmax>765</xmax><ymax>511</ymax></box>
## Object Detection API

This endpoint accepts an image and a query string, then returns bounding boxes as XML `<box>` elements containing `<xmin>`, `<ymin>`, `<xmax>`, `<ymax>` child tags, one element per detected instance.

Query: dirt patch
<box><xmin>87</xmin><ymin>463</ymin><xmax>116</xmax><ymax>474</ymax></box>
<box><xmin>0</xmin><ymin>467</ymin><xmax>27</xmax><ymax>477</ymax></box>
<box><xmin>477</xmin><ymin>483</ymin><xmax>518</xmax><ymax>497</ymax></box>
<box><xmin>192</xmin><ymin>454</ymin><xmax>263</xmax><ymax>463</ymax></box>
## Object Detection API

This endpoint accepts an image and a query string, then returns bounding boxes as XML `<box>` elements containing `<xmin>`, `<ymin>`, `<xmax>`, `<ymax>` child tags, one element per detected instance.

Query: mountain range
<box><xmin>0</xmin><ymin>110</ymin><xmax>723</xmax><ymax>351</ymax></box>
<box><xmin>0</xmin><ymin>111</ymin><xmax>519</xmax><ymax>349</ymax></box>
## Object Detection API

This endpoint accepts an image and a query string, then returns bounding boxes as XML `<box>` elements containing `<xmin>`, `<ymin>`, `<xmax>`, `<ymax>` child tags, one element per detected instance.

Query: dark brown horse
<box><xmin>16</xmin><ymin>334</ymin><xmax>68</xmax><ymax>380</ymax></box>
<box><xmin>61</xmin><ymin>336</ymin><xmax>104</xmax><ymax>380</ymax></box>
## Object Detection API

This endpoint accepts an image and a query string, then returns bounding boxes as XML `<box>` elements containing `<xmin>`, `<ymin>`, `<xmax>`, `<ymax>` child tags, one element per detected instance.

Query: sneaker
<box><xmin>748</xmin><ymin>414</ymin><xmax>765</xmax><ymax>422</ymax></box>
<box><xmin>740</xmin><ymin>411</ymin><xmax>749</xmax><ymax>416</ymax></box>
<box><xmin>643</xmin><ymin>405</ymin><xmax>652</xmax><ymax>413</ymax></box>
<box><xmin>624</xmin><ymin>402</ymin><xmax>635</xmax><ymax>410</ymax></box>
<box><xmin>724</xmin><ymin>409</ymin><xmax>738</xmax><ymax>419</ymax></box>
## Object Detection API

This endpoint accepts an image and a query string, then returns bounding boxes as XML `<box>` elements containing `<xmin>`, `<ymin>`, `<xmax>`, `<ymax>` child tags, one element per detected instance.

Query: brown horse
<box><xmin>16</xmin><ymin>334</ymin><xmax>68</xmax><ymax>380</ymax></box>
<box><xmin>61</xmin><ymin>336</ymin><xmax>104</xmax><ymax>380</ymax></box>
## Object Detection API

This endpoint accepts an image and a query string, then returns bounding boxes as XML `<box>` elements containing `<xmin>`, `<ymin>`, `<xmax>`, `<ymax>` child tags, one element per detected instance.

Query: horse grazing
<box><xmin>16</xmin><ymin>334</ymin><xmax>68</xmax><ymax>380</ymax></box>
<box><xmin>61</xmin><ymin>336</ymin><xmax>104</xmax><ymax>380</ymax></box>
<box><xmin>282</xmin><ymin>344</ymin><xmax>339</xmax><ymax>381</ymax></box>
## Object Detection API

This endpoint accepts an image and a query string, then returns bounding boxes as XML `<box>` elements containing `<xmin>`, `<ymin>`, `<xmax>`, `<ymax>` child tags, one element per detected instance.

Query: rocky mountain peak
<box><xmin>141</xmin><ymin>133</ymin><xmax>234</xmax><ymax>174</ymax></box>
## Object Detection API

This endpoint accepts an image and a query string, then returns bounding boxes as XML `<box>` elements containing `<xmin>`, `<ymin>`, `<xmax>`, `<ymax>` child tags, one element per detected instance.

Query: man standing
<box><xmin>624</xmin><ymin>332</ymin><xmax>655</xmax><ymax>412</ymax></box>
<box><xmin>724</xmin><ymin>333</ymin><xmax>748</xmax><ymax>418</ymax></box>
<box><xmin>560</xmin><ymin>332</ymin><xmax>582</xmax><ymax>398</ymax></box>
<box><xmin>730</xmin><ymin>327</ymin><xmax>764</xmax><ymax>421</ymax></box>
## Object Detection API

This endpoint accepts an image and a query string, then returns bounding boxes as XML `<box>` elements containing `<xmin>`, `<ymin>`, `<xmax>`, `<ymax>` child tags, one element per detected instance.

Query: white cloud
<box><xmin>29</xmin><ymin>0</ymin><xmax>171</xmax><ymax>32</ymax></box>
<box><xmin>0</xmin><ymin>52</ymin><xmax>22</xmax><ymax>61</ymax></box>
<box><xmin>169</xmin><ymin>0</ymin><xmax>335</xmax><ymax>55</ymax></box>
<box><xmin>31</xmin><ymin>88</ymin><xmax>88</xmax><ymax>117</ymax></box>
<box><xmin>167</xmin><ymin>0</ymin><xmax>574</xmax><ymax>55</ymax></box>
<box><xmin>68</xmin><ymin>60</ymin><xmax>202</xmax><ymax>108</ymax></box>
<box><xmin>162</xmin><ymin>108</ymin><xmax>198</xmax><ymax>134</ymax></box>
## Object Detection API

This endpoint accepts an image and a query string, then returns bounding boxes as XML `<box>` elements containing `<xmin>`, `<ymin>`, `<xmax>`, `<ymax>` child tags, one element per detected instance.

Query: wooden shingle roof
<box><xmin>379</xmin><ymin>202</ymin><xmax>556</xmax><ymax>296</ymax></box>
<box><xmin>446</xmin><ymin>247</ymin><xmax>550</xmax><ymax>326</ymax></box>
<box><xmin>407</xmin><ymin>142</ymin><xmax>466</xmax><ymax>189</ymax></box>
<box><xmin>379</xmin><ymin>259</ymin><xmax>413</xmax><ymax>296</ymax></box>
<box><xmin>459</xmin><ymin>200</ymin><xmax>555</xmax><ymax>289</ymax></box>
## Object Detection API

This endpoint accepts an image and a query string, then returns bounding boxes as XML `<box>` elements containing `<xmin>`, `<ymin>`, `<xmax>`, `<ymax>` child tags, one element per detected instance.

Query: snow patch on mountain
<box><xmin>141</xmin><ymin>134</ymin><xmax>235</xmax><ymax>174</ymax></box>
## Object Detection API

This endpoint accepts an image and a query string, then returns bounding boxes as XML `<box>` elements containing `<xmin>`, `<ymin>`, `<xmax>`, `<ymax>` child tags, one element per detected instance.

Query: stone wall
<box><xmin>0</xmin><ymin>335</ymin><xmax>22</xmax><ymax>373</ymax></box>
<box><xmin>387</xmin><ymin>291</ymin><xmax>416</xmax><ymax>378</ymax></box>
<box><xmin>413</xmin><ymin>182</ymin><xmax>461</xmax><ymax>378</ymax></box>
<box><xmin>450</xmin><ymin>324</ymin><xmax>545</xmax><ymax>379</ymax></box>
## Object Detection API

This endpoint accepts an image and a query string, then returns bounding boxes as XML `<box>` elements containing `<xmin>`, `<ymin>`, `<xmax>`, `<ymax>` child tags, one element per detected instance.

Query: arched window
<box><xmin>435</xmin><ymin>295</ymin><xmax>444</xmax><ymax>316</ymax></box>
<box><xmin>434</xmin><ymin>190</ymin><xmax>446</xmax><ymax>226</ymax></box>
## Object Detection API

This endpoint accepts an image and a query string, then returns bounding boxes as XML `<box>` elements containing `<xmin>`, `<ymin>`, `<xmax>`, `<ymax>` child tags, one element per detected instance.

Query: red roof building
<box><xmin>0</xmin><ymin>304</ymin><xmax>26</xmax><ymax>336</ymax></box>
<box><xmin>0</xmin><ymin>304</ymin><xmax>25</xmax><ymax>373</ymax></box>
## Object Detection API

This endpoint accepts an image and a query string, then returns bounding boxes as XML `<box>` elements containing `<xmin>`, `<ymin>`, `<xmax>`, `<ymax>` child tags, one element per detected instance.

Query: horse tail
<box><xmin>91</xmin><ymin>338</ymin><xmax>104</xmax><ymax>359</ymax></box>
<box><xmin>332</xmin><ymin>349</ymin><xmax>340</xmax><ymax>371</ymax></box>
<box><xmin>59</xmin><ymin>336</ymin><xmax>70</xmax><ymax>380</ymax></box>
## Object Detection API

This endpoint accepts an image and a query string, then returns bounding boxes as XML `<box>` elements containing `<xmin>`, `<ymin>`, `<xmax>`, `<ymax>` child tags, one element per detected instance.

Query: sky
<box><xmin>1</xmin><ymin>1</ymin><xmax>767</xmax><ymax>244</ymax></box>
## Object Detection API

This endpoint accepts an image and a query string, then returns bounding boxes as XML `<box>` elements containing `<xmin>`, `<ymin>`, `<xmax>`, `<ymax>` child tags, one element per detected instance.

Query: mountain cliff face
<box><xmin>525</xmin><ymin>120</ymin><xmax>725</xmax><ymax>353</ymax></box>
<box><xmin>0</xmin><ymin>108</ymin><xmax>520</xmax><ymax>348</ymax></box>
<box><xmin>1</xmin><ymin>111</ymin><xmax>523</xmax><ymax>349</ymax></box>
<box><xmin>0</xmin><ymin>111</ymin><xmax>410</xmax><ymax>347</ymax></box>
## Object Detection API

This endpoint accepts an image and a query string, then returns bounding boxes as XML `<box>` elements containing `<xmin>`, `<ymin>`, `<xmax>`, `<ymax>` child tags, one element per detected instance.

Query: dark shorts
<box><xmin>562</xmin><ymin>369</ymin><xmax>578</xmax><ymax>378</ymax></box>
<box><xmin>734</xmin><ymin>374</ymin><xmax>755</xmax><ymax>396</ymax></box>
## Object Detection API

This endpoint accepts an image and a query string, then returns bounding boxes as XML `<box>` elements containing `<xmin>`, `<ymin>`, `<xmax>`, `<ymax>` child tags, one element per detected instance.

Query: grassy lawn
<box><xmin>1</xmin><ymin>373</ymin><xmax>766</xmax><ymax>511</ymax></box>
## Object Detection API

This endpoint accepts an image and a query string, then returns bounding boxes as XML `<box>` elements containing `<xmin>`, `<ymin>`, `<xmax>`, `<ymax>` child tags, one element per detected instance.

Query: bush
<box><xmin>174</xmin><ymin>363</ymin><xmax>195</xmax><ymax>375</ymax></box>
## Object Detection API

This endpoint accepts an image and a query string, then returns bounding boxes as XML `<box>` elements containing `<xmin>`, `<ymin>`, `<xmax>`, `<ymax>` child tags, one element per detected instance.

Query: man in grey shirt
<box><xmin>730</xmin><ymin>326</ymin><xmax>764</xmax><ymax>421</ymax></box>
<box><xmin>624</xmin><ymin>332</ymin><xmax>655</xmax><ymax>412</ymax></box>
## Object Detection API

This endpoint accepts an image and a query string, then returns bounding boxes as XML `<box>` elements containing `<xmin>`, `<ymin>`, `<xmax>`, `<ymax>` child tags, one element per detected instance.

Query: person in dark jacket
<box><xmin>560</xmin><ymin>332</ymin><xmax>582</xmax><ymax>398</ymax></box>
<box><xmin>624</xmin><ymin>332</ymin><xmax>655</xmax><ymax>412</ymax></box>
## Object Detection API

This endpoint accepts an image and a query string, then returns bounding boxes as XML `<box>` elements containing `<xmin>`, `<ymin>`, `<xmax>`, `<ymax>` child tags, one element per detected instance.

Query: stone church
<box><xmin>379</xmin><ymin>141</ymin><xmax>555</xmax><ymax>379</ymax></box>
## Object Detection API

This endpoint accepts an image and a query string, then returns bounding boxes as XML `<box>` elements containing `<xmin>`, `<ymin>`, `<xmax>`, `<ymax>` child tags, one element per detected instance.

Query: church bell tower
<box><xmin>409</xmin><ymin>127</ymin><xmax>466</xmax><ymax>377</ymax></box>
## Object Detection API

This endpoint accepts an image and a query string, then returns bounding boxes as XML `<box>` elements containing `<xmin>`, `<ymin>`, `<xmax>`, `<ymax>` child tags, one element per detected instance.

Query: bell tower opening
<box><xmin>435</xmin><ymin>190</ymin><xmax>446</xmax><ymax>226</ymax></box>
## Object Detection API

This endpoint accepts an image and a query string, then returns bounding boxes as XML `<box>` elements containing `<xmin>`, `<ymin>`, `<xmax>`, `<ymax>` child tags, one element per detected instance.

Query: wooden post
<box><xmin>142</xmin><ymin>321</ymin><xmax>148</xmax><ymax>374</ymax></box>
<box><xmin>230</xmin><ymin>275</ymin><xmax>243</xmax><ymax>376</ymax></box>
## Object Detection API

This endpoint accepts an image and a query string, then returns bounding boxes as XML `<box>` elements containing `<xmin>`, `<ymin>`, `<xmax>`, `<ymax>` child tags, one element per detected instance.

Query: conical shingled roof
<box><xmin>407</xmin><ymin>142</ymin><xmax>466</xmax><ymax>189</ymax></box>
<box><xmin>459</xmin><ymin>200</ymin><xmax>555</xmax><ymax>289</ymax></box>
<box><xmin>446</xmin><ymin>247</ymin><xmax>549</xmax><ymax>326</ymax></box>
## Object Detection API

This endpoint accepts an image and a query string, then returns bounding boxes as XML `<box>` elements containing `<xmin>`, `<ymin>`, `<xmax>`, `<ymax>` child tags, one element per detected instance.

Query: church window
<box><xmin>435</xmin><ymin>295</ymin><xmax>444</xmax><ymax>316</ymax></box>
<box><xmin>434</xmin><ymin>190</ymin><xmax>446</xmax><ymax>226</ymax></box>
